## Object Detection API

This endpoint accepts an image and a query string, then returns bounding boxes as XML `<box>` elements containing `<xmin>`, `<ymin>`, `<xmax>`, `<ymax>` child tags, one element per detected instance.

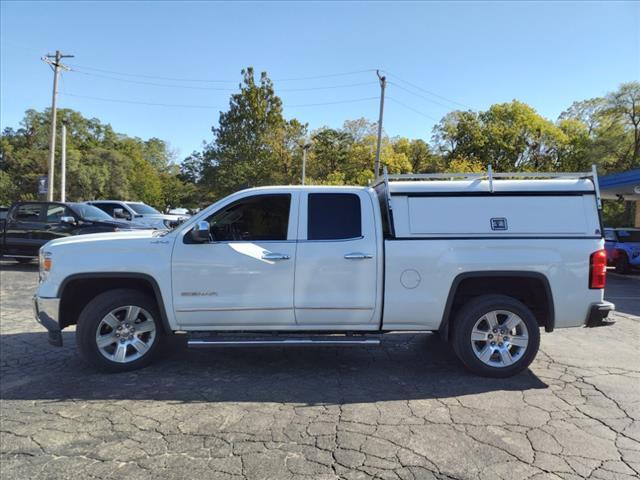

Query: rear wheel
<box><xmin>76</xmin><ymin>289</ymin><xmax>165</xmax><ymax>372</ymax></box>
<box><xmin>452</xmin><ymin>295</ymin><xmax>540</xmax><ymax>378</ymax></box>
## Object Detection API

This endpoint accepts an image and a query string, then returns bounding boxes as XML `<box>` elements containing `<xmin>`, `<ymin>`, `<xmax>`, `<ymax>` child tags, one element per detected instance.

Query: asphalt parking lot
<box><xmin>1</xmin><ymin>261</ymin><xmax>639</xmax><ymax>480</ymax></box>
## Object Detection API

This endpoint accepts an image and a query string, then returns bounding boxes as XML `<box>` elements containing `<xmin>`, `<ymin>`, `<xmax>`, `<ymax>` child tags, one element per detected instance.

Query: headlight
<box><xmin>39</xmin><ymin>250</ymin><xmax>52</xmax><ymax>282</ymax></box>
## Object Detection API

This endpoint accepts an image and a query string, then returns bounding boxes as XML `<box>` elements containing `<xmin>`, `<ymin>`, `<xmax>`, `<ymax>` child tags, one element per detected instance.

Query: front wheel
<box><xmin>452</xmin><ymin>295</ymin><xmax>540</xmax><ymax>378</ymax></box>
<box><xmin>76</xmin><ymin>289</ymin><xmax>165</xmax><ymax>372</ymax></box>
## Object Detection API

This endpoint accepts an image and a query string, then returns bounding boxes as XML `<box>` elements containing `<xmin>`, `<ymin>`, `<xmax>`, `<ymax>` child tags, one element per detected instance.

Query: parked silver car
<box><xmin>86</xmin><ymin>200</ymin><xmax>188</xmax><ymax>229</ymax></box>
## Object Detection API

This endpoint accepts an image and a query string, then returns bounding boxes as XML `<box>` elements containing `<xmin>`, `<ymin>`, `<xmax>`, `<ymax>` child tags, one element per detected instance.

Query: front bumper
<box><xmin>33</xmin><ymin>295</ymin><xmax>63</xmax><ymax>346</ymax></box>
<box><xmin>585</xmin><ymin>301</ymin><xmax>616</xmax><ymax>328</ymax></box>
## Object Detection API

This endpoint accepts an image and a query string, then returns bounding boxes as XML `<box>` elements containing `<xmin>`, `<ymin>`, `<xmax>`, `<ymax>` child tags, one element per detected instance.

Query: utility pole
<box><xmin>301</xmin><ymin>142</ymin><xmax>311</xmax><ymax>185</ymax></box>
<box><xmin>42</xmin><ymin>50</ymin><xmax>73</xmax><ymax>201</ymax></box>
<box><xmin>374</xmin><ymin>70</ymin><xmax>386</xmax><ymax>179</ymax></box>
<box><xmin>60</xmin><ymin>123</ymin><xmax>67</xmax><ymax>202</ymax></box>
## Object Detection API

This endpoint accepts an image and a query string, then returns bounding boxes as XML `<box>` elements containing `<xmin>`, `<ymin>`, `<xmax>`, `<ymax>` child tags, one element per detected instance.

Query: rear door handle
<box><xmin>344</xmin><ymin>253</ymin><xmax>373</xmax><ymax>260</ymax></box>
<box><xmin>262</xmin><ymin>252</ymin><xmax>290</xmax><ymax>261</ymax></box>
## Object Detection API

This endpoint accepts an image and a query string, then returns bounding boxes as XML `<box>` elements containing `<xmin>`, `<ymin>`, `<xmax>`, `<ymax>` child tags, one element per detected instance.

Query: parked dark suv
<box><xmin>0</xmin><ymin>201</ymin><xmax>149</xmax><ymax>262</ymax></box>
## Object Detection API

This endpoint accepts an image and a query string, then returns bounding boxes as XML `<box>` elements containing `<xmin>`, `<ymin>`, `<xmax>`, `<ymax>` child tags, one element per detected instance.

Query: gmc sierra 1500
<box><xmin>33</xmin><ymin>167</ymin><xmax>614</xmax><ymax>377</ymax></box>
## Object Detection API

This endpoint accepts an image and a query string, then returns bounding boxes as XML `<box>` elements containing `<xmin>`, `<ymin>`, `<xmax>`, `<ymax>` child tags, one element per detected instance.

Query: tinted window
<box><xmin>204</xmin><ymin>194</ymin><xmax>290</xmax><ymax>241</ymax></box>
<box><xmin>604</xmin><ymin>230</ymin><xmax>617</xmax><ymax>242</ymax></box>
<box><xmin>127</xmin><ymin>203</ymin><xmax>160</xmax><ymax>215</ymax></box>
<box><xmin>308</xmin><ymin>193</ymin><xmax>361</xmax><ymax>240</ymax></box>
<box><xmin>617</xmin><ymin>230</ymin><xmax>640</xmax><ymax>243</ymax></box>
<box><xmin>14</xmin><ymin>204</ymin><xmax>44</xmax><ymax>221</ymax></box>
<box><xmin>92</xmin><ymin>203</ymin><xmax>116</xmax><ymax>216</ymax></box>
<box><xmin>46</xmin><ymin>204</ymin><xmax>73</xmax><ymax>222</ymax></box>
<box><xmin>70</xmin><ymin>204</ymin><xmax>114</xmax><ymax>222</ymax></box>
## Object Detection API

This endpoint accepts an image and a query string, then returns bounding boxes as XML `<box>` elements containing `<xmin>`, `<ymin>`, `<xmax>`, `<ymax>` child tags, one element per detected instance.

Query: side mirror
<box><xmin>60</xmin><ymin>216</ymin><xmax>76</xmax><ymax>225</ymax></box>
<box><xmin>113</xmin><ymin>208</ymin><xmax>130</xmax><ymax>220</ymax></box>
<box><xmin>191</xmin><ymin>221</ymin><xmax>211</xmax><ymax>243</ymax></box>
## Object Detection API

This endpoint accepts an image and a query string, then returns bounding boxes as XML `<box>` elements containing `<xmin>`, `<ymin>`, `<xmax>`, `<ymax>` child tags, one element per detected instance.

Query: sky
<box><xmin>1</xmin><ymin>1</ymin><xmax>639</xmax><ymax>160</ymax></box>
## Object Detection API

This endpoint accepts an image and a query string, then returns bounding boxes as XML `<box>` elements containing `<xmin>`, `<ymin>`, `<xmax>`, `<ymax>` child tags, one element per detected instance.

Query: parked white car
<box><xmin>85</xmin><ymin>200</ymin><xmax>188</xmax><ymax>230</ymax></box>
<box><xmin>35</xmin><ymin>168</ymin><xmax>614</xmax><ymax>377</ymax></box>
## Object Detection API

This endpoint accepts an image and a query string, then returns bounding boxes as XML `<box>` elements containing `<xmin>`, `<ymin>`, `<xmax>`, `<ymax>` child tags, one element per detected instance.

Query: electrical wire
<box><xmin>59</xmin><ymin>92</ymin><xmax>380</xmax><ymax>109</ymax></box>
<box><xmin>388</xmin><ymin>82</ymin><xmax>457</xmax><ymax>111</ymax></box>
<box><xmin>66</xmin><ymin>63</ymin><xmax>376</xmax><ymax>84</ymax></box>
<box><xmin>387</xmin><ymin>97</ymin><xmax>440</xmax><ymax>121</ymax></box>
<box><xmin>384</xmin><ymin>71</ymin><xmax>471</xmax><ymax>109</ymax></box>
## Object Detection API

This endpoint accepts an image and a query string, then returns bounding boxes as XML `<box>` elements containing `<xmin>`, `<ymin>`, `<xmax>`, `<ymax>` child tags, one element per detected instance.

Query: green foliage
<box><xmin>0</xmin><ymin>108</ymin><xmax>191</xmax><ymax>208</ymax></box>
<box><xmin>198</xmin><ymin>67</ymin><xmax>307</xmax><ymax>197</ymax></box>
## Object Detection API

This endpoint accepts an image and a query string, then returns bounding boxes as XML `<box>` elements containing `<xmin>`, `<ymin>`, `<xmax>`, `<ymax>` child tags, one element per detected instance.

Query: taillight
<box><xmin>589</xmin><ymin>249</ymin><xmax>607</xmax><ymax>289</ymax></box>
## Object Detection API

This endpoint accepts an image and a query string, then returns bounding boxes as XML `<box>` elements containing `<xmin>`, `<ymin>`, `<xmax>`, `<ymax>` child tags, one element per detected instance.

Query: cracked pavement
<box><xmin>1</xmin><ymin>261</ymin><xmax>639</xmax><ymax>479</ymax></box>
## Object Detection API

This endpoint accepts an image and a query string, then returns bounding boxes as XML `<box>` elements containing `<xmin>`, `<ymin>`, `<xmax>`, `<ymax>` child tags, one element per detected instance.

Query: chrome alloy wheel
<box><xmin>95</xmin><ymin>306</ymin><xmax>157</xmax><ymax>363</ymax></box>
<box><xmin>470</xmin><ymin>310</ymin><xmax>529</xmax><ymax>367</ymax></box>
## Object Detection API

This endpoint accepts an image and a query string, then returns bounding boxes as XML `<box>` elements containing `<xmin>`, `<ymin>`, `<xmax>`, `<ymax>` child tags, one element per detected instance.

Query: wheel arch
<box><xmin>438</xmin><ymin>271</ymin><xmax>555</xmax><ymax>341</ymax></box>
<box><xmin>58</xmin><ymin>273</ymin><xmax>172</xmax><ymax>333</ymax></box>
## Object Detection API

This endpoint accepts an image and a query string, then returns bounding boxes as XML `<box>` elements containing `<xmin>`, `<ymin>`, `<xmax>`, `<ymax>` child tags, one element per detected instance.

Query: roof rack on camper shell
<box><xmin>373</xmin><ymin>164</ymin><xmax>603</xmax><ymax>209</ymax></box>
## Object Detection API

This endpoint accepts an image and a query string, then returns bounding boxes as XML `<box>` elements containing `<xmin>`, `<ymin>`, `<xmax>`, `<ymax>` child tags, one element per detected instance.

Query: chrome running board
<box><xmin>187</xmin><ymin>334</ymin><xmax>381</xmax><ymax>348</ymax></box>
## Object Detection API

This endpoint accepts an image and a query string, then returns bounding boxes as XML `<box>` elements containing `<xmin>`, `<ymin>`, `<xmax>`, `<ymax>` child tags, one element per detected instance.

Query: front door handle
<box><xmin>344</xmin><ymin>253</ymin><xmax>373</xmax><ymax>260</ymax></box>
<box><xmin>262</xmin><ymin>252</ymin><xmax>290</xmax><ymax>261</ymax></box>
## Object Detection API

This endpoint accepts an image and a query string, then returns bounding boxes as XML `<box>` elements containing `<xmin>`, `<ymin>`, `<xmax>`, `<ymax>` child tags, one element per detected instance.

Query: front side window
<box><xmin>126</xmin><ymin>203</ymin><xmax>161</xmax><ymax>215</ymax></box>
<box><xmin>70</xmin><ymin>204</ymin><xmax>114</xmax><ymax>222</ymax></box>
<box><xmin>308</xmin><ymin>193</ymin><xmax>361</xmax><ymax>240</ymax></box>
<box><xmin>203</xmin><ymin>194</ymin><xmax>291</xmax><ymax>242</ymax></box>
<box><xmin>14</xmin><ymin>204</ymin><xmax>44</xmax><ymax>221</ymax></box>
<box><xmin>46</xmin><ymin>204</ymin><xmax>73</xmax><ymax>222</ymax></box>
<box><xmin>92</xmin><ymin>203</ymin><xmax>116</xmax><ymax>216</ymax></box>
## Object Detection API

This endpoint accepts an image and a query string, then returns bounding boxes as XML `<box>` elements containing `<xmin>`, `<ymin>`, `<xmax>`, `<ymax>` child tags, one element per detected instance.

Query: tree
<box><xmin>0</xmin><ymin>108</ymin><xmax>181</xmax><ymax>208</ymax></box>
<box><xmin>200</xmin><ymin>67</ymin><xmax>304</xmax><ymax>196</ymax></box>
<box><xmin>433</xmin><ymin>102</ymin><xmax>568</xmax><ymax>172</ymax></box>
<box><xmin>603</xmin><ymin>82</ymin><xmax>640</xmax><ymax>169</ymax></box>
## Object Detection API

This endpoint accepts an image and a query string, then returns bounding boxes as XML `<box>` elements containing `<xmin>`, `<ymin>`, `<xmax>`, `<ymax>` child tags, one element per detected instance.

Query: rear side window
<box><xmin>308</xmin><ymin>193</ymin><xmax>361</xmax><ymax>240</ymax></box>
<box><xmin>14</xmin><ymin>204</ymin><xmax>44</xmax><ymax>221</ymax></box>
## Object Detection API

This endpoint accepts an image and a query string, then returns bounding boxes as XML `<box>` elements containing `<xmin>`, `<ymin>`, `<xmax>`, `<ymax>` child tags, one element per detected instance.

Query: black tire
<box><xmin>615</xmin><ymin>253</ymin><xmax>631</xmax><ymax>274</ymax></box>
<box><xmin>451</xmin><ymin>295</ymin><xmax>540</xmax><ymax>378</ymax></box>
<box><xmin>76</xmin><ymin>288</ymin><xmax>165</xmax><ymax>373</ymax></box>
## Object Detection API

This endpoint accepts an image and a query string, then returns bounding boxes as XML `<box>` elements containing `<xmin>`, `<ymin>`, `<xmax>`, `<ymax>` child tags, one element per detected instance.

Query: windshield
<box><xmin>70</xmin><ymin>204</ymin><xmax>115</xmax><ymax>222</ymax></box>
<box><xmin>616</xmin><ymin>230</ymin><xmax>640</xmax><ymax>243</ymax></box>
<box><xmin>126</xmin><ymin>202</ymin><xmax>161</xmax><ymax>215</ymax></box>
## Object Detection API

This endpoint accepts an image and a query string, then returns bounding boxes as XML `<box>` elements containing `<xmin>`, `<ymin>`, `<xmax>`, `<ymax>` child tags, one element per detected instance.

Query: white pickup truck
<box><xmin>34</xmin><ymin>168</ymin><xmax>614</xmax><ymax>377</ymax></box>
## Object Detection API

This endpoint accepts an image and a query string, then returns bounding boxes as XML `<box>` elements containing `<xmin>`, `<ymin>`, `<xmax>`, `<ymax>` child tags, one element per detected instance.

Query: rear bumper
<box><xmin>33</xmin><ymin>295</ymin><xmax>63</xmax><ymax>346</ymax></box>
<box><xmin>585</xmin><ymin>301</ymin><xmax>615</xmax><ymax>328</ymax></box>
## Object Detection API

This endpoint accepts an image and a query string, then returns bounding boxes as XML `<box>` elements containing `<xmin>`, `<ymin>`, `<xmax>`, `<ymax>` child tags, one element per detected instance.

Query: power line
<box><xmin>60</xmin><ymin>92</ymin><xmax>224</xmax><ymax>109</ymax></box>
<box><xmin>388</xmin><ymin>82</ymin><xmax>457</xmax><ymax>111</ymax></box>
<box><xmin>66</xmin><ymin>63</ymin><xmax>376</xmax><ymax>83</ymax></box>
<box><xmin>383</xmin><ymin>71</ymin><xmax>471</xmax><ymax>109</ymax></box>
<box><xmin>387</xmin><ymin>97</ymin><xmax>440</xmax><ymax>121</ymax></box>
<box><xmin>286</xmin><ymin>97</ymin><xmax>379</xmax><ymax>107</ymax></box>
<box><xmin>59</xmin><ymin>91</ymin><xmax>380</xmax><ymax>109</ymax></box>
<box><xmin>69</xmin><ymin>68</ymin><xmax>377</xmax><ymax>92</ymax></box>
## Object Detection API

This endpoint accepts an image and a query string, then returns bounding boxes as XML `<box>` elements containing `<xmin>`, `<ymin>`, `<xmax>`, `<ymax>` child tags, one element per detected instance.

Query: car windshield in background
<box><xmin>126</xmin><ymin>203</ymin><xmax>161</xmax><ymax>215</ymax></box>
<box><xmin>70</xmin><ymin>204</ymin><xmax>114</xmax><ymax>222</ymax></box>
<box><xmin>616</xmin><ymin>230</ymin><xmax>640</xmax><ymax>243</ymax></box>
